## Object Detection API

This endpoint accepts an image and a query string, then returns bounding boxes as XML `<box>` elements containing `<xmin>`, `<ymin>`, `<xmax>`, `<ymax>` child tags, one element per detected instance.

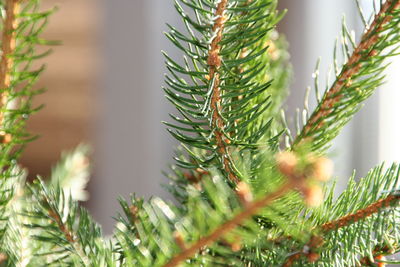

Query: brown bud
<box><xmin>312</xmin><ymin>157</ymin><xmax>334</xmax><ymax>182</ymax></box>
<box><xmin>0</xmin><ymin>253</ymin><xmax>7</xmax><ymax>263</ymax></box>
<box><xmin>129</xmin><ymin>205</ymin><xmax>139</xmax><ymax>222</ymax></box>
<box><xmin>73</xmin><ymin>154</ymin><xmax>89</xmax><ymax>170</ymax></box>
<box><xmin>0</xmin><ymin>131</ymin><xmax>11</xmax><ymax>144</ymax></box>
<box><xmin>231</xmin><ymin>241</ymin><xmax>242</xmax><ymax>252</ymax></box>
<box><xmin>195</xmin><ymin>168</ymin><xmax>208</xmax><ymax>176</ymax></box>
<box><xmin>222</xmin><ymin>236</ymin><xmax>242</xmax><ymax>252</ymax></box>
<box><xmin>369</xmin><ymin>49</ymin><xmax>378</xmax><ymax>57</ymax></box>
<box><xmin>375</xmin><ymin>255</ymin><xmax>386</xmax><ymax>267</ymax></box>
<box><xmin>173</xmin><ymin>231</ymin><xmax>186</xmax><ymax>250</ymax></box>
<box><xmin>306</xmin><ymin>252</ymin><xmax>320</xmax><ymax>262</ymax></box>
<box><xmin>236</xmin><ymin>181</ymin><xmax>253</xmax><ymax>206</ymax></box>
<box><xmin>308</xmin><ymin>235</ymin><xmax>324</xmax><ymax>248</ymax></box>
<box><xmin>183</xmin><ymin>172</ymin><xmax>199</xmax><ymax>183</ymax></box>
<box><xmin>276</xmin><ymin>151</ymin><xmax>298</xmax><ymax>177</ymax></box>
<box><xmin>303</xmin><ymin>185</ymin><xmax>324</xmax><ymax>207</ymax></box>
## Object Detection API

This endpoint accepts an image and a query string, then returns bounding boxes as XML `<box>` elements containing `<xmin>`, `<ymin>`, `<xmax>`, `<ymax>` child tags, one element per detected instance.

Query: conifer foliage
<box><xmin>0</xmin><ymin>0</ymin><xmax>399</xmax><ymax>266</ymax></box>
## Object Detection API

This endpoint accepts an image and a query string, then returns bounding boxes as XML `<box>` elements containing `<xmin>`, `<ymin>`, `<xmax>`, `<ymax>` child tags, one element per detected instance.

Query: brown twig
<box><xmin>358</xmin><ymin>244</ymin><xmax>398</xmax><ymax>267</ymax></box>
<box><xmin>0</xmin><ymin>253</ymin><xmax>7</xmax><ymax>264</ymax></box>
<box><xmin>282</xmin><ymin>252</ymin><xmax>304</xmax><ymax>267</ymax></box>
<box><xmin>279</xmin><ymin>194</ymin><xmax>400</xmax><ymax>267</ymax></box>
<box><xmin>207</xmin><ymin>0</ymin><xmax>241</xmax><ymax>184</ymax></box>
<box><xmin>43</xmin><ymin>196</ymin><xmax>92</xmax><ymax>265</ymax></box>
<box><xmin>293</xmin><ymin>0</ymin><xmax>400</xmax><ymax>147</ymax></box>
<box><xmin>162</xmin><ymin>181</ymin><xmax>294</xmax><ymax>267</ymax></box>
<box><xmin>281</xmin><ymin>235</ymin><xmax>323</xmax><ymax>267</ymax></box>
<box><xmin>183</xmin><ymin>168</ymin><xmax>209</xmax><ymax>186</ymax></box>
<box><xmin>0</xmin><ymin>0</ymin><xmax>20</xmax><ymax>128</ymax></box>
<box><xmin>320</xmin><ymin>194</ymin><xmax>400</xmax><ymax>232</ymax></box>
<box><xmin>46</xmin><ymin>203</ymin><xmax>75</xmax><ymax>243</ymax></box>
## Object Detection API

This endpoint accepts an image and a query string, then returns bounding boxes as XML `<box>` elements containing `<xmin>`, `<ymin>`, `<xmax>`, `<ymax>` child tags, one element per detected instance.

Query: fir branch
<box><xmin>281</xmin><ymin>192</ymin><xmax>400</xmax><ymax>267</ymax></box>
<box><xmin>0</xmin><ymin>0</ymin><xmax>55</xmax><ymax>173</ymax></box>
<box><xmin>207</xmin><ymin>0</ymin><xmax>240</xmax><ymax>184</ymax></box>
<box><xmin>0</xmin><ymin>0</ymin><xmax>19</xmax><ymax>138</ymax></box>
<box><xmin>358</xmin><ymin>245</ymin><xmax>394</xmax><ymax>266</ymax></box>
<box><xmin>164</xmin><ymin>0</ymin><xmax>282</xmax><ymax>185</ymax></box>
<box><xmin>38</xmin><ymin>183</ymin><xmax>91</xmax><ymax>265</ymax></box>
<box><xmin>162</xmin><ymin>181</ymin><xmax>294</xmax><ymax>267</ymax></box>
<box><xmin>43</xmin><ymin>197</ymin><xmax>75</xmax><ymax>243</ymax></box>
<box><xmin>281</xmin><ymin>194</ymin><xmax>400</xmax><ymax>266</ymax></box>
<box><xmin>293</xmin><ymin>0</ymin><xmax>400</xmax><ymax>150</ymax></box>
<box><xmin>27</xmin><ymin>179</ymin><xmax>113</xmax><ymax>266</ymax></box>
<box><xmin>280</xmin><ymin>235</ymin><xmax>323</xmax><ymax>267</ymax></box>
<box><xmin>320</xmin><ymin>194</ymin><xmax>400</xmax><ymax>232</ymax></box>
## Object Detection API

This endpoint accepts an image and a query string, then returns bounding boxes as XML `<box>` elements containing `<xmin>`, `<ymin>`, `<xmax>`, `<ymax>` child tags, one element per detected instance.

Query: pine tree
<box><xmin>0</xmin><ymin>0</ymin><xmax>399</xmax><ymax>266</ymax></box>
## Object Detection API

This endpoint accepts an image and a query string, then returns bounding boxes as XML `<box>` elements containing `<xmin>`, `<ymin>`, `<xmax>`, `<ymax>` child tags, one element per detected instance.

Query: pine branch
<box><xmin>277</xmin><ymin>163</ymin><xmax>400</xmax><ymax>266</ymax></box>
<box><xmin>27</xmin><ymin>179</ymin><xmax>113</xmax><ymax>266</ymax></box>
<box><xmin>207</xmin><ymin>0</ymin><xmax>240</xmax><ymax>184</ymax></box>
<box><xmin>281</xmin><ymin>194</ymin><xmax>400</xmax><ymax>266</ymax></box>
<box><xmin>320</xmin><ymin>194</ymin><xmax>400</xmax><ymax>232</ymax></box>
<box><xmin>292</xmin><ymin>0</ymin><xmax>400</xmax><ymax>151</ymax></box>
<box><xmin>164</xmin><ymin>0</ymin><xmax>283</xmax><ymax>185</ymax></box>
<box><xmin>43</xmin><ymin>197</ymin><xmax>75</xmax><ymax>243</ymax></box>
<box><xmin>0</xmin><ymin>166</ymin><xmax>25</xmax><ymax>257</ymax></box>
<box><xmin>282</xmin><ymin>194</ymin><xmax>400</xmax><ymax>266</ymax></box>
<box><xmin>0</xmin><ymin>0</ymin><xmax>19</xmax><ymax>140</ymax></box>
<box><xmin>358</xmin><ymin>245</ymin><xmax>396</xmax><ymax>266</ymax></box>
<box><xmin>34</xmin><ymin>181</ymin><xmax>90</xmax><ymax>265</ymax></box>
<box><xmin>0</xmin><ymin>0</ymin><xmax>55</xmax><ymax>175</ymax></box>
<box><xmin>162</xmin><ymin>181</ymin><xmax>294</xmax><ymax>267</ymax></box>
<box><xmin>293</xmin><ymin>164</ymin><xmax>400</xmax><ymax>266</ymax></box>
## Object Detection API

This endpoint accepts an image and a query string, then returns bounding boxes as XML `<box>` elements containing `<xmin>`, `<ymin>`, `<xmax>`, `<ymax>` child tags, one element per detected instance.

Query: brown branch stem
<box><xmin>293</xmin><ymin>0</ymin><xmax>400</xmax><ymax>147</ymax></box>
<box><xmin>0</xmin><ymin>0</ymin><xmax>20</xmax><ymax>127</ymax></box>
<box><xmin>282</xmin><ymin>252</ymin><xmax>304</xmax><ymax>267</ymax></box>
<box><xmin>43</xmin><ymin>196</ymin><xmax>91</xmax><ymax>265</ymax></box>
<box><xmin>45</xmin><ymin>201</ymin><xmax>75</xmax><ymax>243</ymax></box>
<box><xmin>207</xmin><ymin>0</ymin><xmax>241</xmax><ymax>184</ymax></box>
<box><xmin>280</xmin><ymin>193</ymin><xmax>400</xmax><ymax>266</ymax></box>
<box><xmin>162</xmin><ymin>181</ymin><xmax>294</xmax><ymax>267</ymax></box>
<box><xmin>358</xmin><ymin>243</ymin><xmax>400</xmax><ymax>266</ymax></box>
<box><xmin>320</xmin><ymin>194</ymin><xmax>400</xmax><ymax>232</ymax></box>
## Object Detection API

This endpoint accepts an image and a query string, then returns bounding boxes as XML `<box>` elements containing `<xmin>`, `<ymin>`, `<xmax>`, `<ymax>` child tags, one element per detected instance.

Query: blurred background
<box><xmin>20</xmin><ymin>0</ymin><xmax>400</xmax><ymax>233</ymax></box>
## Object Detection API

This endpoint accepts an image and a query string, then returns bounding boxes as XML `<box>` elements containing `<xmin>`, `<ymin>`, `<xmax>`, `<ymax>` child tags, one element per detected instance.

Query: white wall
<box><xmin>92</xmin><ymin>0</ymin><xmax>179</xmax><ymax>232</ymax></box>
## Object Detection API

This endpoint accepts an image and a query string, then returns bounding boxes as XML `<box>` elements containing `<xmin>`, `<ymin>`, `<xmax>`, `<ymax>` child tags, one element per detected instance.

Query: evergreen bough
<box><xmin>0</xmin><ymin>0</ymin><xmax>399</xmax><ymax>266</ymax></box>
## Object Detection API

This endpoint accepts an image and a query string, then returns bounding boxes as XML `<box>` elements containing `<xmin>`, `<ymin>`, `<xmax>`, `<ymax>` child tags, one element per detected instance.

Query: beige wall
<box><xmin>21</xmin><ymin>0</ymin><xmax>98</xmax><ymax>177</ymax></box>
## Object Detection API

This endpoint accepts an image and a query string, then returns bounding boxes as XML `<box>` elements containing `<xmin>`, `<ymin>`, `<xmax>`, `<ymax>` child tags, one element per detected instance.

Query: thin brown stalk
<box><xmin>162</xmin><ymin>181</ymin><xmax>294</xmax><ymax>267</ymax></box>
<box><xmin>282</xmin><ymin>252</ymin><xmax>303</xmax><ymax>267</ymax></box>
<box><xmin>43</xmin><ymin>197</ymin><xmax>91</xmax><ymax>265</ymax></box>
<box><xmin>358</xmin><ymin>245</ymin><xmax>388</xmax><ymax>266</ymax></box>
<box><xmin>321</xmin><ymin>194</ymin><xmax>400</xmax><ymax>232</ymax></box>
<box><xmin>45</xmin><ymin>202</ymin><xmax>75</xmax><ymax>243</ymax></box>
<box><xmin>0</xmin><ymin>253</ymin><xmax>7</xmax><ymax>264</ymax></box>
<box><xmin>293</xmin><ymin>0</ymin><xmax>400</xmax><ymax>147</ymax></box>
<box><xmin>281</xmin><ymin>235</ymin><xmax>323</xmax><ymax>267</ymax></box>
<box><xmin>0</xmin><ymin>0</ymin><xmax>20</xmax><ymax>127</ymax></box>
<box><xmin>207</xmin><ymin>0</ymin><xmax>241</xmax><ymax>184</ymax></box>
<box><xmin>278</xmin><ymin>194</ymin><xmax>400</xmax><ymax>266</ymax></box>
<box><xmin>357</xmin><ymin>244</ymin><xmax>399</xmax><ymax>267</ymax></box>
